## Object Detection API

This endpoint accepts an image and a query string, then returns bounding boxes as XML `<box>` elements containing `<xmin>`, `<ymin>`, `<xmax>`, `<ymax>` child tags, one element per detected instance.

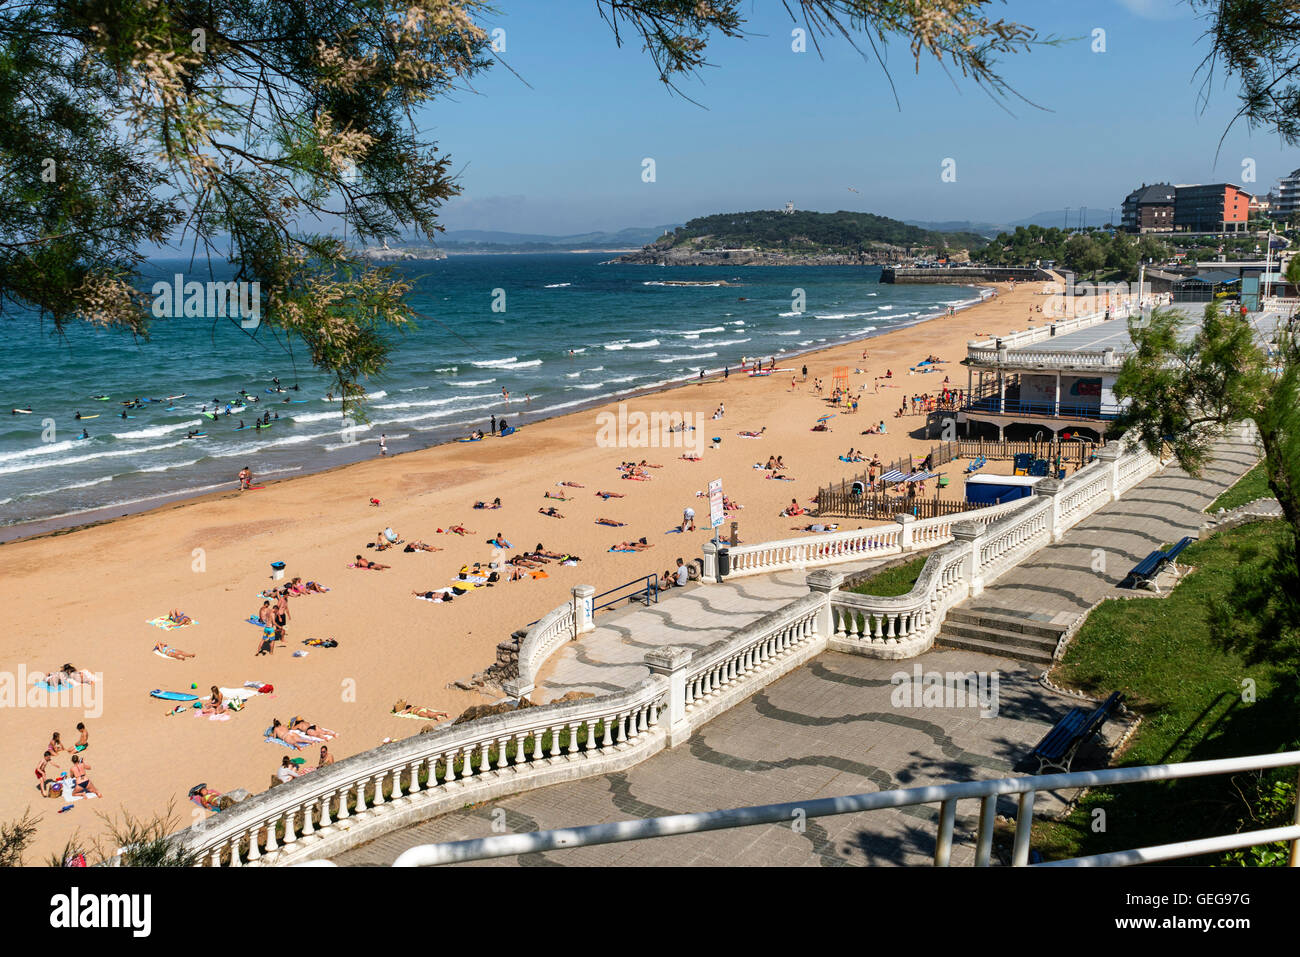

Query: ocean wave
<box><xmin>565</xmin><ymin>372</ymin><xmax>581</xmax><ymax>379</ymax></box>
<box><xmin>543</xmin><ymin>282</ymin><xmax>571</xmax><ymax>288</ymax></box>
<box><xmin>642</xmin><ymin>281</ymin><xmax>726</xmax><ymax>287</ymax></box>
<box><xmin>0</xmin><ymin>439</ymin><xmax>190</xmax><ymax>476</ymax></box>
<box><xmin>500</xmin><ymin>359</ymin><xmax>543</xmax><ymax>369</ymax></box>
<box><xmin>605</xmin><ymin>339</ymin><xmax>659</xmax><ymax>350</ymax></box>
<box><xmin>778</xmin><ymin>311</ymin><xmax>802</xmax><ymax>318</ymax></box>
<box><xmin>0</xmin><ymin>439</ymin><xmax>79</xmax><ymax>465</ymax></box>
<box><xmin>292</xmin><ymin>410</ymin><xmax>348</xmax><ymax>423</ymax></box>
<box><xmin>449</xmin><ymin>378</ymin><xmax>496</xmax><ymax>387</ymax></box>
<box><xmin>21</xmin><ymin>476</ymin><xmax>114</xmax><ymax>499</ymax></box>
<box><xmin>656</xmin><ymin>352</ymin><xmax>716</xmax><ymax>363</ymax></box>
<box><xmin>574</xmin><ymin>383</ymin><xmax>604</xmax><ymax>390</ymax></box>
<box><xmin>812</xmin><ymin>311</ymin><xmax>874</xmax><ymax>320</ymax></box>
<box><xmin>471</xmin><ymin>356</ymin><xmax>518</xmax><ymax>368</ymax></box>
<box><xmin>110</xmin><ymin>419</ymin><xmax>201</xmax><ymax>440</ymax></box>
<box><xmin>375</xmin><ymin>392</ymin><xmax>497</xmax><ymax>411</ymax></box>
<box><xmin>321</xmin><ymin>390</ymin><xmax>387</xmax><ymax>401</ymax></box>
<box><xmin>692</xmin><ymin>338</ymin><xmax>749</xmax><ymax>348</ymax></box>
<box><xmin>137</xmin><ymin>458</ymin><xmax>201</xmax><ymax>473</ymax></box>
<box><xmin>679</xmin><ymin>326</ymin><xmax>724</xmax><ymax>336</ymax></box>
<box><xmin>776</xmin><ymin>330</ymin><xmax>801</xmax><ymax>335</ymax></box>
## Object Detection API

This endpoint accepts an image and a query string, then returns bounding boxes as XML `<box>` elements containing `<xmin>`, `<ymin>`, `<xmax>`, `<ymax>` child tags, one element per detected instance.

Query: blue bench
<box><xmin>1120</xmin><ymin>536</ymin><xmax>1196</xmax><ymax>593</ymax></box>
<box><xmin>1030</xmin><ymin>692</ymin><xmax>1124</xmax><ymax>774</ymax></box>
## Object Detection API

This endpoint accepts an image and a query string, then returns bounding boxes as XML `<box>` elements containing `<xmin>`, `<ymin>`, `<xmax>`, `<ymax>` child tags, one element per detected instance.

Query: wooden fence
<box><xmin>929</xmin><ymin>437</ymin><xmax>1097</xmax><ymax>467</ymax></box>
<box><xmin>814</xmin><ymin>488</ymin><xmax>985</xmax><ymax>521</ymax></box>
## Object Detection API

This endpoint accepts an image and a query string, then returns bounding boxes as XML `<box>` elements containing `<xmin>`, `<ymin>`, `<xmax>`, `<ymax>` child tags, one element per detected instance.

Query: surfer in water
<box><xmin>79</xmin><ymin>430</ymin><xmax>89</xmax><ymax>439</ymax></box>
<box><xmin>75</xmin><ymin>411</ymin><xmax>82</xmax><ymax>420</ymax></box>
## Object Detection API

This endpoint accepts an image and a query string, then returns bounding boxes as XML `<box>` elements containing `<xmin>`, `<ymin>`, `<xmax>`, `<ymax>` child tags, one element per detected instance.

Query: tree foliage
<box><xmin>0</xmin><ymin>1</ymin><xmax>1049</xmax><ymax>408</ymax></box>
<box><xmin>1114</xmin><ymin>302</ymin><xmax>1300</xmax><ymax>669</ymax></box>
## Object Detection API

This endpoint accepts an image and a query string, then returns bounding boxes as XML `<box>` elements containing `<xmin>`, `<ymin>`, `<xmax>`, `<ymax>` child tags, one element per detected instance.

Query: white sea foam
<box><xmin>543</xmin><ymin>282</ymin><xmax>571</xmax><ymax>288</ymax></box>
<box><xmin>0</xmin><ymin>439</ymin><xmax>189</xmax><ymax>476</ymax></box>
<box><xmin>471</xmin><ymin>357</ymin><xmax>518</xmax><ymax>368</ymax></box>
<box><xmin>500</xmin><ymin>359</ymin><xmax>543</xmax><ymax>369</ymax></box>
<box><xmin>776</xmin><ymin>330</ymin><xmax>801</xmax><ymax>335</ymax></box>
<box><xmin>449</xmin><ymin>378</ymin><xmax>496</xmax><ymax>387</ymax></box>
<box><xmin>0</xmin><ymin>440</ymin><xmax>78</xmax><ymax>464</ymax></box>
<box><xmin>137</xmin><ymin>458</ymin><xmax>201</xmax><ymax>473</ymax></box>
<box><xmin>679</xmin><ymin>326</ymin><xmax>724</xmax><ymax>336</ymax></box>
<box><xmin>110</xmin><ymin>419</ymin><xmax>201</xmax><ymax>440</ymax></box>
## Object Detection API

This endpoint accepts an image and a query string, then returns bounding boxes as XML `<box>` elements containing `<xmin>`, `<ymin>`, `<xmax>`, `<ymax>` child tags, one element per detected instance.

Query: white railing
<box><xmin>715</xmin><ymin>495</ymin><xmax>1034</xmax><ymax>582</ymax></box>
<box><xmin>390</xmin><ymin>751</ymin><xmax>1300</xmax><ymax>867</ymax></box>
<box><xmin>827</xmin><ymin>440</ymin><xmax>1159</xmax><ymax>658</ymax></box>
<box><xmin>509</xmin><ymin>599</ymin><xmax>582</xmax><ymax>697</ymax></box>
<box><xmin>174</xmin><ymin>586</ymin><xmax>831</xmax><ymax>866</ymax></box>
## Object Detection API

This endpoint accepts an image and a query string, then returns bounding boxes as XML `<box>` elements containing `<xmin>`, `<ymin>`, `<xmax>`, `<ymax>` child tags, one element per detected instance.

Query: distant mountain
<box><xmin>435</xmin><ymin>225</ymin><xmax>678</xmax><ymax>251</ymax></box>
<box><xmin>905</xmin><ymin>219</ymin><xmax>1010</xmax><ymax>238</ymax></box>
<box><xmin>1010</xmin><ymin>209</ymin><xmax>1115</xmax><ymax>230</ymax></box>
<box><xmin>618</xmin><ymin>209</ymin><xmax>985</xmax><ymax>266</ymax></box>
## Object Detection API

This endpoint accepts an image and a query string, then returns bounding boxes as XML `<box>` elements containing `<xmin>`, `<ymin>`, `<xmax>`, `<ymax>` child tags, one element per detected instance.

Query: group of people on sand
<box><xmin>253</xmin><ymin>589</ymin><xmax>293</xmax><ymax>656</ymax></box>
<box><xmin>35</xmin><ymin>723</ymin><xmax>96</xmax><ymax>800</ymax></box>
<box><xmin>763</xmin><ymin>456</ymin><xmax>788</xmax><ymax>472</ymax></box>
<box><xmin>270</xmin><ymin>716</ymin><xmax>338</xmax><ymax>752</ymax></box>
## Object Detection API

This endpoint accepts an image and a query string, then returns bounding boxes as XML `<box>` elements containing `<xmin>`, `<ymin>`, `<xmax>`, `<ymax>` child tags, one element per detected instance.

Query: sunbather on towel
<box><xmin>538</xmin><ymin>506</ymin><xmax>563</xmax><ymax>518</ymax></box>
<box><xmin>596</xmin><ymin>518</ymin><xmax>625</xmax><ymax>526</ymax></box>
<box><xmin>404</xmin><ymin>541</ymin><xmax>442</xmax><ymax>552</ymax></box>
<box><xmin>392</xmin><ymin>699</ymin><xmax>449</xmax><ymax>720</ymax></box>
<box><xmin>269</xmin><ymin>719</ymin><xmax>314</xmax><ymax>748</ymax></box>
<box><xmin>353</xmin><ymin>555</ymin><xmax>390</xmax><ymax>570</ymax></box>
<box><xmin>290</xmin><ymin>717</ymin><xmax>336</xmax><ymax>739</ymax></box>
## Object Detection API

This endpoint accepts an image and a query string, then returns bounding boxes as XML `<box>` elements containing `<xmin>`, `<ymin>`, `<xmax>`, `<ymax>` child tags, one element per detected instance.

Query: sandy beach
<box><xmin>0</xmin><ymin>280</ymin><xmax>1054</xmax><ymax>860</ymax></box>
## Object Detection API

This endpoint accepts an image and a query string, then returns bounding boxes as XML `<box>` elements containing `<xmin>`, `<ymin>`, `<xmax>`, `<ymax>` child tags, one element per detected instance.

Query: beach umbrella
<box><xmin>816</xmin><ymin>413</ymin><xmax>836</xmax><ymax>421</ymax></box>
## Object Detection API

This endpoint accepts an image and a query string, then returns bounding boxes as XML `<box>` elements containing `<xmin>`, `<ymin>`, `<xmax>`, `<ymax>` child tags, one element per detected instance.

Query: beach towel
<box><xmin>457</xmin><ymin>574</ymin><xmax>489</xmax><ymax>584</ymax></box>
<box><xmin>264</xmin><ymin>734</ymin><xmax>301</xmax><ymax>749</ymax></box>
<box><xmin>147</xmin><ymin>616</ymin><xmax>197</xmax><ymax>630</ymax></box>
<box><xmin>33</xmin><ymin>681</ymin><xmax>71</xmax><ymax>694</ymax></box>
<box><xmin>153</xmin><ymin>648</ymin><xmax>182</xmax><ymax>660</ymax></box>
<box><xmin>530</xmin><ymin>570</ymin><xmax>549</xmax><ymax>580</ymax></box>
<box><xmin>190</xmin><ymin>793</ymin><xmax>224</xmax><ymax>813</ymax></box>
<box><xmin>196</xmin><ymin>711</ymin><xmax>231</xmax><ymax>721</ymax></box>
<box><xmin>608</xmin><ymin>547</ymin><xmax>638</xmax><ymax>553</ymax></box>
<box><xmin>219</xmin><ymin>687</ymin><xmax>260</xmax><ymax>701</ymax></box>
<box><xmin>391</xmin><ymin>710</ymin><xmax>441</xmax><ymax>721</ymax></box>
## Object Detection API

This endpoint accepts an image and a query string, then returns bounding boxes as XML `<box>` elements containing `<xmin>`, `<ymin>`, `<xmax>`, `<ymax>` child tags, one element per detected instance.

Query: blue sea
<box><xmin>0</xmin><ymin>254</ymin><xmax>978</xmax><ymax>535</ymax></box>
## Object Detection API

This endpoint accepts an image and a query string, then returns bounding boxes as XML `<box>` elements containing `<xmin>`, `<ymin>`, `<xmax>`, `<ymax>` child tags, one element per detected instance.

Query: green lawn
<box><xmin>1208</xmin><ymin>461</ymin><xmax>1270</xmax><ymax>513</ymax></box>
<box><xmin>1033</xmin><ymin>519</ymin><xmax>1297</xmax><ymax>863</ymax></box>
<box><xmin>844</xmin><ymin>557</ymin><xmax>927</xmax><ymax>597</ymax></box>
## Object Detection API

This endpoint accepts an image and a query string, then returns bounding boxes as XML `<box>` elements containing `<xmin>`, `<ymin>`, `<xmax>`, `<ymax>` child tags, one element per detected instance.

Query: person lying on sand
<box><xmin>532</xmin><ymin>544</ymin><xmax>567</xmax><ymax>559</ymax></box>
<box><xmin>595</xmin><ymin>490</ymin><xmax>625</xmax><ymax>499</ymax></box>
<box><xmin>793</xmin><ymin>523</ymin><xmax>839</xmax><ymax>532</ymax></box>
<box><xmin>404</xmin><ymin>541</ymin><xmax>442</xmax><ymax>552</ymax></box>
<box><xmin>611</xmin><ymin>538</ymin><xmax>652</xmax><ymax>551</ymax></box>
<box><xmin>167</xmin><ymin>609</ymin><xmax>192</xmax><ymax>625</ymax></box>
<box><xmin>487</xmin><ymin>533</ymin><xmax>513</xmax><ymax>548</ymax></box>
<box><xmin>413</xmin><ymin>588</ymin><xmax>454</xmax><ymax>602</ymax></box>
<box><xmin>154</xmin><ymin>642</ymin><xmax>194</xmax><ymax>660</ymax></box>
<box><xmin>738</xmin><ymin>428</ymin><xmax>766</xmax><ymax>437</ymax></box>
<box><xmin>596</xmin><ymin>518</ymin><xmax>626</xmax><ymax>526</ymax></box>
<box><xmin>290</xmin><ymin>716</ymin><xmax>336</xmax><ymax>739</ymax></box>
<box><xmin>538</xmin><ymin>507</ymin><xmax>563</xmax><ymax>518</ymax></box>
<box><xmin>781</xmin><ymin>499</ymin><xmax>806</xmax><ymax>517</ymax></box>
<box><xmin>270</xmin><ymin>719</ymin><xmax>314</xmax><ymax>748</ymax></box>
<box><xmin>473</xmin><ymin>498</ymin><xmax>502</xmax><ymax>509</ymax></box>
<box><xmin>353</xmin><ymin>555</ymin><xmax>390</xmax><ymax>570</ymax></box>
<box><xmin>392</xmin><ymin>699</ymin><xmax>449</xmax><ymax>720</ymax></box>
<box><xmin>189</xmin><ymin>784</ymin><xmax>223</xmax><ymax>810</ymax></box>
<box><xmin>558</xmin><ymin>480</ymin><xmax>584</xmax><ymax>488</ymax></box>
<box><xmin>444</xmin><ymin>524</ymin><xmax>472</xmax><ymax>535</ymax></box>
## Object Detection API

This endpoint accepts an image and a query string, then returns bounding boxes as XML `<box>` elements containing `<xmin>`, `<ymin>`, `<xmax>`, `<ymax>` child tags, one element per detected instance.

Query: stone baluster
<box><xmin>479</xmin><ymin>741</ymin><xmax>492</xmax><ymax>773</ymax></box>
<box><xmin>567</xmin><ymin>723</ymin><xmax>580</xmax><ymax>755</ymax></box>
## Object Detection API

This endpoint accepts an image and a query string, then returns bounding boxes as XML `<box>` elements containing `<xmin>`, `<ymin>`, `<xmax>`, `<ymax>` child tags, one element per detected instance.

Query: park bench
<box><xmin>1120</xmin><ymin>550</ymin><xmax>1167</xmax><ymax>591</ymax></box>
<box><xmin>1120</xmin><ymin>536</ymin><xmax>1196</xmax><ymax>593</ymax></box>
<box><xmin>1030</xmin><ymin>691</ymin><xmax>1125</xmax><ymax>774</ymax></box>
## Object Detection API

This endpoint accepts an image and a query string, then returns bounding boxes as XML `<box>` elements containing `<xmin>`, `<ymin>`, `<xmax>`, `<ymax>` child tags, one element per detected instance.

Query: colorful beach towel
<box><xmin>147</xmin><ymin>616</ymin><xmax>197</xmax><ymax>630</ymax></box>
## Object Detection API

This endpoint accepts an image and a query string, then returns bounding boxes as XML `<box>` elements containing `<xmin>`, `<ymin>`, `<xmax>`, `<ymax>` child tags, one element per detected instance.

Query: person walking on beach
<box><xmin>379</xmin><ymin>434</ymin><xmax>388</xmax><ymax>456</ymax></box>
<box><xmin>490</xmin><ymin>414</ymin><xmax>497</xmax><ymax>434</ymax></box>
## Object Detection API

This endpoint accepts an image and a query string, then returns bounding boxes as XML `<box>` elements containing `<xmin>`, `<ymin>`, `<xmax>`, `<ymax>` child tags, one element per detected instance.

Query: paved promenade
<box><xmin>535</xmin><ymin>555</ymin><xmax>892</xmax><ymax>702</ymax></box>
<box><xmin>339</xmin><ymin>649</ymin><xmax>1086</xmax><ymax>867</ymax></box>
<box><xmin>336</xmin><ymin>435</ymin><xmax>1259</xmax><ymax>867</ymax></box>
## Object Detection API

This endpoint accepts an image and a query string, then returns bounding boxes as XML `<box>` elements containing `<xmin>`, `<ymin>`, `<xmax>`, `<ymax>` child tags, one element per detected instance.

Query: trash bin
<box><xmin>270</xmin><ymin>561</ymin><xmax>285</xmax><ymax>581</ymax></box>
<box><xmin>716</xmin><ymin>547</ymin><xmax>730</xmax><ymax>579</ymax></box>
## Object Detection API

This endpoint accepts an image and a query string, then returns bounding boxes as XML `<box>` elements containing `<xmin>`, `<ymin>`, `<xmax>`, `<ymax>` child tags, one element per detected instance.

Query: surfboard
<box><xmin>11</xmin><ymin>409</ymin><xmax>32</xmax><ymax>414</ymax></box>
<box><xmin>186</xmin><ymin>432</ymin><xmax>207</xmax><ymax>438</ymax></box>
<box><xmin>166</xmin><ymin>394</ymin><xmax>187</xmax><ymax>400</ymax></box>
<box><xmin>150</xmin><ymin>690</ymin><xmax>199</xmax><ymax>701</ymax></box>
<box><xmin>202</xmin><ymin>413</ymin><xmax>218</xmax><ymax>420</ymax></box>
<box><xmin>77</xmin><ymin>414</ymin><xmax>100</xmax><ymax>420</ymax></box>
<box><xmin>91</xmin><ymin>395</ymin><xmax>109</xmax><ymax>401</ymax></box>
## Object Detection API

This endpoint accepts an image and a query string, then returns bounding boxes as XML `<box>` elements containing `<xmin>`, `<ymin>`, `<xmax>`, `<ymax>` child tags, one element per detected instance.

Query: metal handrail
<box><xmin>593</xmin><ymin>573</ymin><xmax>658</xmax><ymax>612</ymax></box>
<box><xmin>390</xmin><ymin>750</ymin><xmax>1300</xmax><ymax>867</ymax></box>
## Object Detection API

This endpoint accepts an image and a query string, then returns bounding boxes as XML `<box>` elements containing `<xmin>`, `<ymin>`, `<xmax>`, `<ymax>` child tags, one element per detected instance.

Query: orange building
<box><xmin>1173</xmin><ymin>183</ymin><xmax>1252</xmax><ymax>233</ymax></box>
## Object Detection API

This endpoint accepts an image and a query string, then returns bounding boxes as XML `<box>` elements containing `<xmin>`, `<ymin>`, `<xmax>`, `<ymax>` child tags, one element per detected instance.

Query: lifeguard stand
<box><xmin>831</xmin><ymin>366</ymin><xmax>850</xmax><ymax>393</ymax></box>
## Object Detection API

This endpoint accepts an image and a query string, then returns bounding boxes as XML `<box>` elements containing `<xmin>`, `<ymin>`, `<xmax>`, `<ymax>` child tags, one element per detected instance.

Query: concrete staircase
<box><xmin>934</xmin><ymin>608</ymin><xmax>1066</xmax><ymax>666</ymax></box>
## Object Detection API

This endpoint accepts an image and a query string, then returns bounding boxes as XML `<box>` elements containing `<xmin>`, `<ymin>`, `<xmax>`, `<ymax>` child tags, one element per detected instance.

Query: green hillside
<box><xmin>662</xmin><ymin>210</ymin><xmax>983</xmax><ymax>253</ymax></box>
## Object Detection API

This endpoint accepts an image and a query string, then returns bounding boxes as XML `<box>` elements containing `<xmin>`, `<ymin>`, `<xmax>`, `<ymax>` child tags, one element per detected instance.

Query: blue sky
<box><xmin>419</xmin><ymin>0</ymin><xmax>1295</xmax><ymax>234</ymax></box>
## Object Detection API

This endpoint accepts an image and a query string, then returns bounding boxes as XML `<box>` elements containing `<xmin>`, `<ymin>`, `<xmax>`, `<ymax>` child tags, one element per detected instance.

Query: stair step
<box><xmin>946</xmin><ymin>607</ymin><xmax>1068</xmax><ymax>640</ymax></box>
<box><xmin>940</xmin><ymin>621</ymin><xmax>1060</xmax><ymax>651</ymax></box>
<box><xmin>935</xmin><ymin>633</ymin><xmax>1056</xmax><ymax>665</ymax></box>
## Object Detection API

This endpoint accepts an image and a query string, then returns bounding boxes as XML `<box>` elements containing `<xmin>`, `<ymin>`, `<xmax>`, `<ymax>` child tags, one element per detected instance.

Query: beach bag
<box><xmin>259</xmin><ymin>683</ymin><xmax>273</xmax><ymax>694</ymax></box>
<box><xmin>488</xmin><ymin>572</ymin><xmax>500</xmax><ymax>583</ymax></box>
<box><xmin>227</xmin><ymin>697</ymin><xmax>245</xmax><ymax>712</ymax></box>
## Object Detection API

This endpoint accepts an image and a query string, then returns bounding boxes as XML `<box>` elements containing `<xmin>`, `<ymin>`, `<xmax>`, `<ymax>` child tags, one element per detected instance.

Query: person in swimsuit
<box><xmin>202</xmin><ymin>686</ymin><xmax>228</xmax><ymax>715</ymax></box>
<box><xmin>392</xmin><ymin>700</ymin><xmax>449</xmax><ymax>720</ymax></box>
<box><xmin>353</xmin><ymin>556</ymin><xmax>390</xmax><ymax>570</ymax></box>
<box><xmin>317</xmin><ymin>746</ymin><xmax>334</xmax><ymax>769</ymax></box>
<box><xmin>270</xmin><ymin>719</ymin><xmax>312</xmax><ymax>748</ymax></box>
<box><xmin>35</xmin><ymin>751</ymin><xmax>59</xmax><ymax>797</ymax></box>
<box><xmin>74</xmin><ymin>723</ymin><xmax>89</xmax><ymax>752</ymax></box>
<box><xmin>69</xmin><ymin>755</ymin><xmax>101</xmax><ymax>797</ymax></box>
<box><xmin>48</xmin><ymin>731</ymin><xmax>65</xmax><ymax>755</ymax></box>
<box><xmin>291</xmin><ymin>718</ymin><xmax>336</xmax><ymax>739</ymax></box>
